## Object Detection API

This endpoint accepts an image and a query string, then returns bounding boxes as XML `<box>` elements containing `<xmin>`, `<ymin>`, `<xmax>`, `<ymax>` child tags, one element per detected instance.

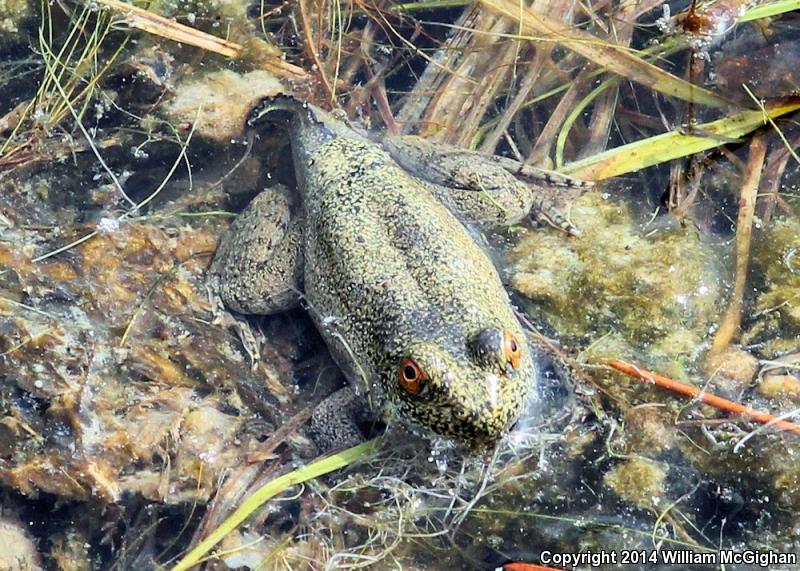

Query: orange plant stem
<box><xmin>607</xmin><ymin>359</ymin><xmax>800</xmax><ymax>436</ymax></box>
<box><xmin>503</xmin><ymin>563</ymin><xmax>566</xmax><ymax>571</ymax></box>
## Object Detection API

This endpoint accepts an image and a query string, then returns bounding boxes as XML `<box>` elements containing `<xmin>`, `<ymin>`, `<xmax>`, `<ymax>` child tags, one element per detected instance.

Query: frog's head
<box><xmin>385</xmin><ymin>326</ymin><xmax>535</xmax><ymax>447</ymax></box>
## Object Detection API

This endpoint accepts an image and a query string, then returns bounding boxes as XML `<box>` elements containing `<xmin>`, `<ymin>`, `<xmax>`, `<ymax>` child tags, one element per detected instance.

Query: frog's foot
<box><xmin>528</xmin><ymin>194</ymin><xmax>581</xmax><ymax>237</ymax></box>
<box><xmin>206</xmin><ymin>280</ymin><xmax>264</xmax><ymax>366</ymax></box>
<box><xmin>422</xmin><ymin>168</ymin><xmax>580</xmax><ymax>236</ymax></box>
<box><xmin>309</xmin><ymin>386</ymin><xmax>377</xmax><ymax>452</ymax></box>
<box><xmin>488</xmin><ymin>154</ymin><xmax>595</xmax><ymax>190</ymax></box>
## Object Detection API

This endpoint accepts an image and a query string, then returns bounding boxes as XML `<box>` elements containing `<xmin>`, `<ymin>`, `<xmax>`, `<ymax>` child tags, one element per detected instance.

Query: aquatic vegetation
<box><xmin>744</xmin><ymin>216</ymin><xmax>800</xmax><ymax>355</ymax></box>
<box><xmin>0</xmin><ymin>0</ymin><xmax>799</xmax><ymax>567</ymax></box>
<box><xmin>0</xmin><ymin>0</ymin><xmax>30</xmax><ymax>34</ymax></box>
<box><xmin>604</xmin><ymin>457</ymin><xmax>667</xmax><ymax>511</ymax></box>
<box><xmin>509</xmin><ymin>192</ymin><xmax>722</xmax><ymax>374</ymax></box>
<box><xmin>0</xmin><ymin>514</ymin><xmax>41</xmax><ymax>568</ymax></box>
<box><xmin>146</xmin><ymin>0</ymin><xmax>251</xmax><ymax>24</ymax></box>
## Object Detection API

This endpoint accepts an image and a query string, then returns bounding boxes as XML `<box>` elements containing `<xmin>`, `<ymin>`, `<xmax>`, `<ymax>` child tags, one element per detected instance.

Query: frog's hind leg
<box><xmin>382</xmin><ymin>135</ymin><xmax>581</xmax><ymax>234</ymax></box>
<box><xmin>210</xmin><ymin>186</ymin><xmax>304</xmax><ymax>314</ymax></box>
<box><xmin>209</xmin><ymin>186</ymin><xmax>304</xmax><ymax>361</ymax></box>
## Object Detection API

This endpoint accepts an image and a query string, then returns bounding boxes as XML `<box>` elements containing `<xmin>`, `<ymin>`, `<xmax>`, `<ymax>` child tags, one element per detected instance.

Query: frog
<box><xmin>209</xmin><ymin>95</ymin><xmax>591</xmax><ymax>451</ymax></box>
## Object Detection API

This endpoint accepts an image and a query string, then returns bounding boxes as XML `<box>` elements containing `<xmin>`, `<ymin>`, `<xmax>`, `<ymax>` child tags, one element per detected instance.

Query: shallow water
<box><xmin>0</xmin><ymin>1</ymin><xmax>799</xmax><ymax>569</ymax></box>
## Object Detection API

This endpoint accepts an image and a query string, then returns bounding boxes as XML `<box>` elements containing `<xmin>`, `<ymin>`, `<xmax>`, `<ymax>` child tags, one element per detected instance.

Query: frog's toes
<box><xmin>205</xmin><ymin>278</ymin><xmax>228</xmax><ymax>324</ymax></box>
<box><xmin>496</xmin><ymin>157</ymin><xmax>595</xmax><ymax>190</ymax></box>
<box><xmin>231</xmin><ymin>316</ymin><xmax>264</xmax><ymax>368</ymax></box>
<box><xmin>207</xmin><ymin>282</ymin><xmax>265</xmax><ymax>366</ymax></box>
<box><xmin>532</xmin><ymin>209</ymin><xmax>581</xmax><ymax>237</ymax></box>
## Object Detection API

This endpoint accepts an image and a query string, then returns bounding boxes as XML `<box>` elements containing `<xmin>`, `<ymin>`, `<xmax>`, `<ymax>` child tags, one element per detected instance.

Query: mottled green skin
<box><xmin>212</xmin><ymin>96</ymin><xmax>549</xmax><ymax>447</ymax></box>
<box><xmin>303</xmin><ymin>135</ymin><xmax>534</xmax><ymax>442</ymax></box>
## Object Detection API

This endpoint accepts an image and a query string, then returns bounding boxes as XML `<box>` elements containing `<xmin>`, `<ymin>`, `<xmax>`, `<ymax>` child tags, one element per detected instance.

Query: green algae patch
<box><xmin>743</xmin><ymin>216</ymin><xmax>800</xmax><ymax>356</ymax></box>
<box><xmin>144</xmin><ymin>0</ymin><xmax>251</xmax><ymax>27</ymax></box>
<box><xmin>604</xmin><ymin>457</ymin><xmax>668</xmax><ymax>511</ymax></box>
<box><xmin>0</xmin><ymin>0</ymin><xmax>30</xmax><ymax>34</ymax></box>
<box><xmin>509</xmin><ymin>192</ymin><xmax>723</xmax><ymax>373</ymax></box>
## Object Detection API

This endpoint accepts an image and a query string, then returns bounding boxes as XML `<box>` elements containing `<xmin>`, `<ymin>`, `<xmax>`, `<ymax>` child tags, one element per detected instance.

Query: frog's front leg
<box><xmin>309</xmin><ymin>386</ymin><xmax>377</xmax><ymax>451</ymax></box>
<box><xmin>208</xmin><ymin>186</ymin><xmax>304</xmax><ymax>360</ymax></box>
<box><xmin>381</xmin><ymin>134</ymin><xmax>583</xmax><ymax>234</ymax></box>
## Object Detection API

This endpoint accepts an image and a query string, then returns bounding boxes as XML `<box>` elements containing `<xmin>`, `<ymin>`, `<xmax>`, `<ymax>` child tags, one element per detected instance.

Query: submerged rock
<box><xmin>163</xmin><ymin>70</ymin><xmax>283</xmax><ymax>143</ymax></box>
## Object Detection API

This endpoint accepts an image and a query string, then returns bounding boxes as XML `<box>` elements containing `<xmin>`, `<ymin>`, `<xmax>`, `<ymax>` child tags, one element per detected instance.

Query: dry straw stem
<box><xmin>560</xmin><ymin>101</ymin><xmax>800</xmax><ymax>180</ymax></box>
<box><xmin>607</xmin><ymin>359</ymin><xmax>800</xmax><ymax>436</ymax></box>
<box><xmin>93</xmin><ymin>0</ymin><xmax>306</xmax><ymax>79</ymax></box>
<box><xmin>477</xmin><ymin>0</ymin><xmax>729</xmax><ymax>109</ymax></box>
<box><xmin>297</xmin><ymin>0</ymin><xmax>335</xmax><ymax>100</ymax></box>
<box><xmin>710</xmin><ymin>134</ymin><xmax>767</xmax><ymax>353</ymax></box>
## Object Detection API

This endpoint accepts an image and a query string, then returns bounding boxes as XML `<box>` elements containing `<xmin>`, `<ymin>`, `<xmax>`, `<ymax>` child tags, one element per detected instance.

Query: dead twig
<box><xmin>94</xmin><ymin>0</ymin><xmax>307</xmax><ymax>80</ymax></box>
<box><xmin>710</xmin><ymin>134</ymin><xmax>767</xmax><ymax>353</ymax></box>
<box><xmin>607</xmin><ymin>359</ymin><xmax>800</xmax><ymax>436</ymax></box>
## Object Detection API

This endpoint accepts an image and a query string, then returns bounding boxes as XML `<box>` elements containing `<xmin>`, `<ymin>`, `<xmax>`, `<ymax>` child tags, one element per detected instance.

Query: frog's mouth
<box><xmin>406</xmin><ymin>400</ymin><xmax>516</xmax><ymax>447</ymax></box>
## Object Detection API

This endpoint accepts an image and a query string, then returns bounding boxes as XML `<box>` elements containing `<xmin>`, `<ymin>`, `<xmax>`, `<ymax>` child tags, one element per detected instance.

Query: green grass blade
<box><xmin>740</xmin><ymin>0</ymin><xmax>800</xmax><ymax>22</ymax></box>
<box><xmin>560</xmin><ymin>101</ymin><xmax>800</xmax><ymax>180</ymax></box>
<box><xmin>170</xmin><ymin>439</ymin><xmax>379</xmax><ymax>571</ymax></box>
<box><xmin>555</xmin><ymin>76</ymin><xmax>620</xmax><ymax>168</ymax></box>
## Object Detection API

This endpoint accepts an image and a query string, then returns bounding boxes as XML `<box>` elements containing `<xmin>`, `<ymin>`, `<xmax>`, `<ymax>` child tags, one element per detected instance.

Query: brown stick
<box><xmin>297</xmin><ymin>0</ymin><xmax>335</xmax><ymax>101</ymax></box>
<box><xmin>94</xmin><ymin>0</ymin><xmax>307</xmax><ymax>80</ymax></box>
<box><xmin>710</xmin><ymin>134</ymin><xmax>767</xmax><ymax>354</ymax></box>
<box><xmin>607</xmin><ymin>359</ymin><xmax>800</xmax><ymax>436</ymax></box>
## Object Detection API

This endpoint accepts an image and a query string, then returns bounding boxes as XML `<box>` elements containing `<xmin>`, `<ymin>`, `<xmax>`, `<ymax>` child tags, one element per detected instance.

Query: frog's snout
<box><xmin>449</xmin><ymin>404</ymin><xmax>511</xmax><ymax>445</ymax></box>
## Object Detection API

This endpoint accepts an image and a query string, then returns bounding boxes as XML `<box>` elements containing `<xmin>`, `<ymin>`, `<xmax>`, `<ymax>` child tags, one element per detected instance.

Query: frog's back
<box><xmin>302</xmin><ymin>136</ymin><xmax>532</xmax><ymax>440</ymax></box>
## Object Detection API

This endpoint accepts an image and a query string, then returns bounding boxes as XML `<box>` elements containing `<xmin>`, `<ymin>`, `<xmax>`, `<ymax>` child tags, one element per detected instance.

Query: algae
<box><xmin>509</xmin><ymin>192</ymin><xmax>723</xmax><ymax>375</ymax></box>
<box><xmin>0</xmin><ymin>0</ymin><xmax>31</xmax><ymax>34</ymax></box>
<box><xmin>743</xmin><ymin>216</ymin><xmax>800</xmax><ymax>356</ymax></box>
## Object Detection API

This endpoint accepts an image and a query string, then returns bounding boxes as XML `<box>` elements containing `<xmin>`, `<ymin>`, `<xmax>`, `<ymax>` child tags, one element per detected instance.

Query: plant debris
<box><xmin>0</xmin><ymin>0</ymin><xmax>798</xmax><ymax>568</ymax></box>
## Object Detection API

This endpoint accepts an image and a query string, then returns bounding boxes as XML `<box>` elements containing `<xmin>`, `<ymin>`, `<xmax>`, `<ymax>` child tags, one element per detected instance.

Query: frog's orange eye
<box><xmin>399</xmin><ymin>357</ymin><xmax>428</xmax><ymax>396</ymax></box>
<box><xmin>503</xmin><ymin>331</ymin><xmax>522</xmax><ymax>368</ymax></box>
